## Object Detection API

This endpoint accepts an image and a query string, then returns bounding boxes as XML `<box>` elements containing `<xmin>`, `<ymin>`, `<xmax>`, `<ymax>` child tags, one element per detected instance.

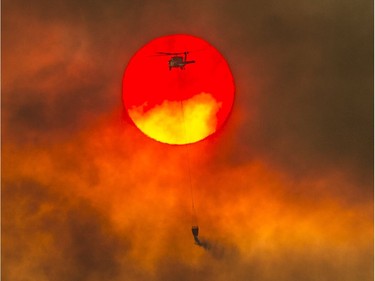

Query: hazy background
<box><xmin>3</xmin><ymin>0</ymin><xmax>373</xmax><ymax>280</ymax></box>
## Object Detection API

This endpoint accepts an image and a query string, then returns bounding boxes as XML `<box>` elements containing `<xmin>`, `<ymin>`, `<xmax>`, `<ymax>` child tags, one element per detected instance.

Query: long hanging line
<box><xmin>179</xmin><ymin>99</ymin><xmax>198</xmax><ymax>227</ymax></box>
<box><xmin>179</xmin><ymin>99</ymin><xmax>204</xmax><ymax>246</ymax></box>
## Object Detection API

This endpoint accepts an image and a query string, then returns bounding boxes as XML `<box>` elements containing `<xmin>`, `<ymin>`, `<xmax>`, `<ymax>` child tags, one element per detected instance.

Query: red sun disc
<box><xmin>122</xmin><ymin>34</ymin><xmax>235</xmax><ymax>145</ymax></box>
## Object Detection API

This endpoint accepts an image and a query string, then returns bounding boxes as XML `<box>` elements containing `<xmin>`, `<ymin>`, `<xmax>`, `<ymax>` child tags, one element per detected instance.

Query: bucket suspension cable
<box><xmin>179</xmin><ymin>99</ymin><xmax>199</xmax><ymax>231</ymax></box>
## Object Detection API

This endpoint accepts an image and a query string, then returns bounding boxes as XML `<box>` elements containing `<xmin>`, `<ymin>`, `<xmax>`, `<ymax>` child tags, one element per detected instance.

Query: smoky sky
<box><xmin>3</xmin><ymin>0</ymin><xmax>373</xmax><ymax>280</ymax></box>
<box><xmin>3</xmin><ymin>179</ymin><xmax>133</xmax><ymax>281</ymax></box>
<box><xmin>4</xmin><ymin>0</ymin><xmax>373</xmax><ymax>180</ymax></box>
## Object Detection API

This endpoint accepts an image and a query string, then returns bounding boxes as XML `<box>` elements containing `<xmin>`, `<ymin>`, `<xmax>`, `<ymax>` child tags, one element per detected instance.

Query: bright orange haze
<box><xmin>122</xmin><ymin>34</ymin><xmax>235</xmax><ymax>145</ymax></box>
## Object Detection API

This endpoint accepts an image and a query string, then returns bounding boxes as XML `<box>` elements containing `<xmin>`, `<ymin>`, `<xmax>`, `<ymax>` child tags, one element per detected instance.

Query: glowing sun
<box><xmin>122</xmin><ymin>34</ymin><xmax>235</xmax><ymax>145</ymax></box>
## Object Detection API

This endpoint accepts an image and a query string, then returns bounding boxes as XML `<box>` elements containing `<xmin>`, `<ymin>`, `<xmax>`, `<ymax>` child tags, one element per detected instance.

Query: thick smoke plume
<box><xmin>3</xmin><ymin>0</ymin><xmax>373</xmax><ymax>281</ymax></box>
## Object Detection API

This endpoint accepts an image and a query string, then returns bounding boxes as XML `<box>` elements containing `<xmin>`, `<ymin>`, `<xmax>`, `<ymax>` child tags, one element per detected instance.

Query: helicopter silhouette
<box><xmin>155</xmin><ymin>51</ymin><xmax>196</xmax><ymax>70</ymax></box>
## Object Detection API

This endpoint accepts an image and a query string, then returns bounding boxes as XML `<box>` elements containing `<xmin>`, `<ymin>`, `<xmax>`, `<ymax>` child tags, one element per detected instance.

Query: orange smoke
<box><xmin>128</xmin><ymin>92</ymin><xmax>222</xmax><ymax>145</ymax></box>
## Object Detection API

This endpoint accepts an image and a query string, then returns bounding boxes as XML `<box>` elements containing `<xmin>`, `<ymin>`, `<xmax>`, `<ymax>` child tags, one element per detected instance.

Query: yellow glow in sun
<box><xmin>128</xmin><ymin>92</ymin><xmax>222</xmax><ymax>145</ymax></box>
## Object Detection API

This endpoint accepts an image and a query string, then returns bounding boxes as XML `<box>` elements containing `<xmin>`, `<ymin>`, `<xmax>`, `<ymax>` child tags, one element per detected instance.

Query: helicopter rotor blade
<box><xmin>148</xmin><ymin>54</ymin><xmax>170</xmax><ymax>57</ymax></box>
<box><xmin>156</xmin><ymin>52</ymin><xmax>185</xmax><ymax>56</ymax></box>
<box><xmin>150</xmin><ymin>49</ymin><xmax>206</xmax><ymax>57</ymax></box>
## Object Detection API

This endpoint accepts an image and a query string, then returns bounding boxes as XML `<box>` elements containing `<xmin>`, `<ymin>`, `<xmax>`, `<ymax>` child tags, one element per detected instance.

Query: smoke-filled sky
<box><xmin>3</xmin><ymin>0</ymin><xmax>373</xmax><ymax>280</ymax></box>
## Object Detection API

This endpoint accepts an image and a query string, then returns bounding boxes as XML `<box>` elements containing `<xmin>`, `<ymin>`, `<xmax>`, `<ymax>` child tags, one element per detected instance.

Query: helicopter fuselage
<box><xmin>168</xmin><ymin>56</ymin><xmax>195</xmax><ymax>70</ymax></box>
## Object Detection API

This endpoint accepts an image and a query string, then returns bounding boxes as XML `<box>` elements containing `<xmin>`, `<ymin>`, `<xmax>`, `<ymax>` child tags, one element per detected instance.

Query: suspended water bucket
<box><xmin>192</xmin><ymin>226</ymin><xmax>199</xmax><ymax>237</ymax></box>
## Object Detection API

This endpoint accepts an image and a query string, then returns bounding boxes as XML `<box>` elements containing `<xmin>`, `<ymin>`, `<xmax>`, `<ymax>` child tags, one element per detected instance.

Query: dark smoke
<box><xmin>193</xmin><ymin>235</ymin><xmax>239</xmax><ymax>260</ymax></box>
